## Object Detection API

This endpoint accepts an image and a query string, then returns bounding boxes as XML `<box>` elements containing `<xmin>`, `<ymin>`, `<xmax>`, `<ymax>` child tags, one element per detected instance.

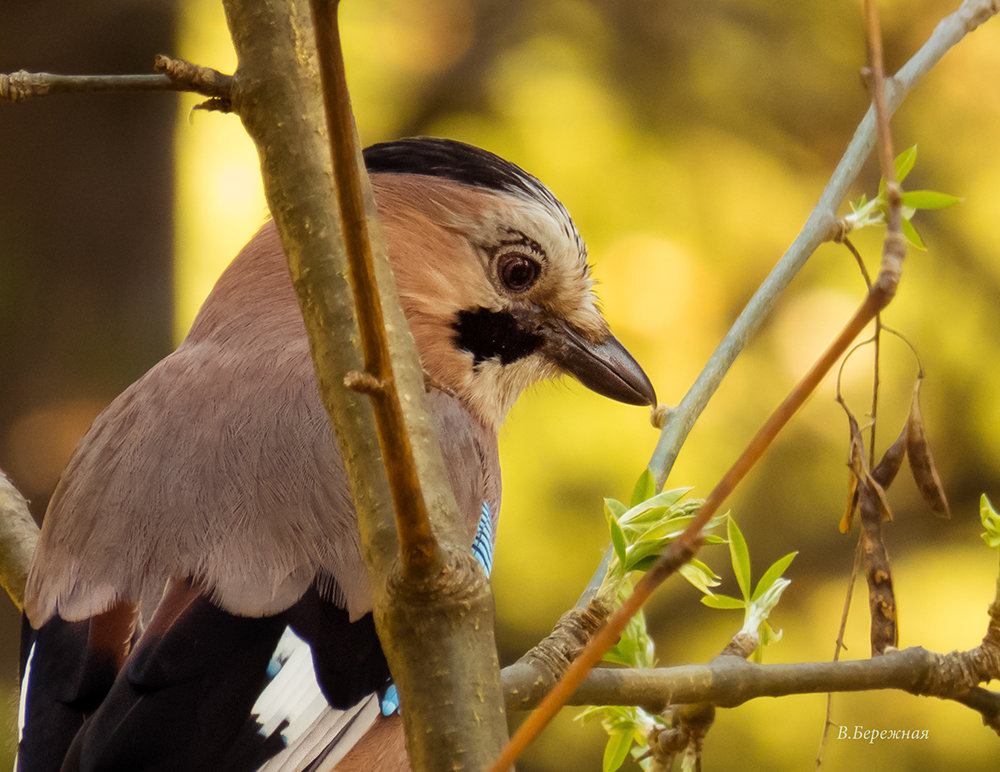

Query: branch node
<box><xmin>154</xmin><ymin>54</ymin><xmax>233</xmax><ymax>109</ymax></box>
<box><xmin>0</xmin><ymin>70</ymin><xmax>48</xmax><ymax>102</ymax></box>
<box><xmin>344</xmin><ymin>370</ymin><xmax>387</xmax><ymax>395</ymax></box>
<box><xmin>859</xmin><ymin>65</ymin><xmax>873</xmax><ymax>91</ymax></box>
<box><xmin>517</xmin><ymin>598</ymin><xmax>611</xmax><ymax>682</ymax></box>
<box><xmin>830</xmin><ymin>217</ymin><xmax>852</xmax><ymax>243</ymax></box>
<box><xmin>650</xmin><ymin>403</ymin><xmax>672</xmax><ymax>430</ymax></box>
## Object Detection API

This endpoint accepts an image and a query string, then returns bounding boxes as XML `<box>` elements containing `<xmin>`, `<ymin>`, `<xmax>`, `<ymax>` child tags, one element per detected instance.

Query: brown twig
<box><xmin>0</xmin><ymin>55</ymin><xmax>232</xmax><ymax>108</ymax></box>
<box><xmin>308</xmin><ymin>0</ymin><xmax>437</xmax><ymax>572</ymax></box>
<box><xmin>492</xmin><ymin>0</ymin><xmax>938</xmax><ymax>751</ymax></box>
<box><xmin>816</xmin><ymin>537</ymin><xmax>864</xmax><ymax>769</ymax></box>
<box><xmin>491</xmin><ymin>281</ymin><xmax>905</xmax><ymax>771</ymax></box>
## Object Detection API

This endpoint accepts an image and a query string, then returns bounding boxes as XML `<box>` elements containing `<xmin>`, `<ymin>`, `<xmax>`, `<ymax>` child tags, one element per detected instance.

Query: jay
<box><xmin>17</xmin><ymin>138</ymin><xmax>656</xmax><ymax>771</ymax></box>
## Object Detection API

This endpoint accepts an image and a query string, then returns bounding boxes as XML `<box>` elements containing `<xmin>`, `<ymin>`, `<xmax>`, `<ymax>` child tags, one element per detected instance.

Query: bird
<box><xmin>16</xmin><ymin>137</ymin><xmax>656</xmax><ymax>771</ymax></box>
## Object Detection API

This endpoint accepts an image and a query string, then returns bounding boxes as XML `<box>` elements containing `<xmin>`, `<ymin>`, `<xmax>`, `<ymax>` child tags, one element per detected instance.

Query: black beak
<box><xmin>542</xmin><ymin>319</ymin><xmax>657</xmax><ymax>407</ymax></box>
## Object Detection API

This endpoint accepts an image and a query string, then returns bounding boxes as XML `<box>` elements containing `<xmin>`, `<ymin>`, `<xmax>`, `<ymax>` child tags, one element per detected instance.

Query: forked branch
<box><xmin>490</xmin><ymin>1</ymin><xmax>999</xmax><ymax>768</ymax></box>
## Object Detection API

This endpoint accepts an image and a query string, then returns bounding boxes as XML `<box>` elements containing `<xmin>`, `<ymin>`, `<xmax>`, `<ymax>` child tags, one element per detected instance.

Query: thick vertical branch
<box><xmin>220</xmin><ymin>1</ymin><xmax>507</xmax><ymax>769</ymax></box>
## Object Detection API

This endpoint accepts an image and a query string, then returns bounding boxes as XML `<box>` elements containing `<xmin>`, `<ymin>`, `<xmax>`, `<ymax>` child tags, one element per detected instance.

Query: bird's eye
<box><xmin>497</xmin><ymin>252</ymin><xmax>541</xmax><ymax>293</ymax></box>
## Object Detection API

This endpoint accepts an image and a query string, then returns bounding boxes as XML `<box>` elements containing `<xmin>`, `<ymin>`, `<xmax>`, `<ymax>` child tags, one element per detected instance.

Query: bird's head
<box><xmin>365</xmin><ymin>138</ymin><xmax>656</xmax><ymax>431</ymax></box>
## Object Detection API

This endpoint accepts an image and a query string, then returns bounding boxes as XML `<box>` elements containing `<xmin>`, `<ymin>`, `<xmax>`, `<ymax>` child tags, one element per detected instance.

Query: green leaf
<box><xmin>622</xmin><ymin>488</ymin><xmax>693</xmax><ymax>521</ymax></box>
<box><xmin>619</xmin><ymin>505</ymin><xmax>671</xmax><ymax>529</ymax></box>
<box><xmin>678</xmin><ymin>559</ymin><xmax>722</xmax><ymax>594</ymax></box>
<box><xmin>630</xmin><ymin>468</ymin><xmax>656</xmax><ymax>507</ymax></box>
<box><xmin>727</xmin><ymin>517</ymin><xmax>752</xmax><ymax>601</ymax></box>
<box><xmin>604</xmin><ymin>498</ymin><xmax>627</xmax><ymax>520</ymax></box>
<box><xmin>901</xmin><ymin>218</ymin><xmax>926</xmax><ymax>250</ymax></box>
<box><xmin>751</xmin><ymin>551</ymin><xmax>797</xmax><ymax>602</ymax></box>
<box><xmin>700</xmin><ymin>593</ymin><xmax>745</xmax><ymax>610</ymax></box>
<box><xmin>603</xmin><ymin>731</ymin><xmax>633</xmax><ymax>772</ymax></box>
<box><xmin>745</xmin><ymin>576</ymin><xmax>791</xmax><ymax>631</ymax></box>
<box><xmin>980</xmin><ymin>494</ymin><xmax>1000</xmax><ymax>549</ymax></box>
<box><xmin>763</xmin><ymin>620</ymin><xmax>783</xmax><ymax>645</ymax></box>
<box><xmin>604</xmin><ymin>633</ymin><xmax>640</xmax><ymax>666</ymax></box>
<box><xmin>608</xmin><ymin>512</ymin><xmax>627</xmax><ymax>566</ymax></box>
<box><xmin>628</xmin><ymin>555</ymin><xmax>659</xmax><ymax>573</ymax></box>
<box><xmin>894</xmin><ymin>145</ymin><xmax>917</xmax><ymax>183</ymax></box>
<box><xmin>623</xmin><ymin>541</ymin><xmax>664</xmax><ymax>572</ymax></box>
<box><xmin>901</xmin><ymin>190</ymin><xmax>961</xmax><ymax>210</ymax></box>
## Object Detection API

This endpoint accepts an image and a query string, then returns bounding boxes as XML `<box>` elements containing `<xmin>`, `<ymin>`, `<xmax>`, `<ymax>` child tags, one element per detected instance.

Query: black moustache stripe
<box><xmin>453</xmin><ymin>308</ymin><xmax>543</xmax><ymax>366</ymax></box>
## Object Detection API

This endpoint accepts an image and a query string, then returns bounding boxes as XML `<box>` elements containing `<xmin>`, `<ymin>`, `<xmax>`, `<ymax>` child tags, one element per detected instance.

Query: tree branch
<box><xmin>517</xmin><ymin>649</ymin><xmax>1000</xmax><ymax>724</ymax></box>
<box><xmin>647</xmin><ymin>0</ymin><xmax>1000</xmax><ymax>487</ymax></box>
<box><xmin>0</xmin><ymin>55</ymin><xmax>232</xmax><ymax>107</ymax></box>
<box><xmin>564</xmin><ymin>0</ymin><xmax>999</xmax><ymax>681</ymax></box>
<box><xmin>221</xmin><ymin>1</ymin><xmax>506</xmax><ymax>768</ymax></box>
<box><xmin>503</xmin><ymin>596</ymin><xmax>1000</xmax><ymax>733</ymax></box>
<box><xmin>491</xmin><ymin>2</ymin><xmax>1000</xmax><ymax>767</ymax></box>
<box><xmin>0</xmin><ymin>470</ymin><xmax>38</xmax><ymax>612</ymax></box>
<box><xmin>308</xmin><ymin>0</ymin><xmax>436</xmax><ymax>572</ymax></box>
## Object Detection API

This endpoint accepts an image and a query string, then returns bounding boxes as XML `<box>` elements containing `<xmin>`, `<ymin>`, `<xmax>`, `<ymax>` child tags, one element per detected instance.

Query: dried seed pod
<box><xmin>872</xmin><ymin>424</ymin><xmax>907</xmax><ymax>490</ymax></box>
<box><xmin>840</xmin><ymin>409</ymin><xmax>866</xmax><ymax>533</ymax></box>
<box><xmin>906</xmin><ymin>379</ymin><xmax>951</xmax><ymax>518</ymax></box>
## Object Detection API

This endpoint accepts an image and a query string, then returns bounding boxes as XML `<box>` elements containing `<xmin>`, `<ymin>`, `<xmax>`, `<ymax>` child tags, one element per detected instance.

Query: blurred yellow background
<box><xmin>2</xmin><ymin>1</ymin><xmax>1000</xmax><ymax>769</ymax></box>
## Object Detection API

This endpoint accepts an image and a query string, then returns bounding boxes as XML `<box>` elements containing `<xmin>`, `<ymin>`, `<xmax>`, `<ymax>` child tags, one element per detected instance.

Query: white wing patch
<box><xmin>15</xmin><ymin>640</ymin><xmax>36</xmax><ymax>772</ymax></box>
<box><xmin>253</xmin><ymin>626</ymin><xmax>381</xmax><ymax>771</ymax></box>
<box><xmin>250</xmin><ymin>501</ymin><xmax>495</xmax><ymax>769</ymax></box>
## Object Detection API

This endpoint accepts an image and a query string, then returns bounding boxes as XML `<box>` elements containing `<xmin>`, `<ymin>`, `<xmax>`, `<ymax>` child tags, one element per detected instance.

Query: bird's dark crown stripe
<box><xmin>453</xmin><ymin>307</ymin><xmax>543</xmax><ymax>366</ymax></box>
<box><xmin>364</xmin><ymin>137</ymin><xmax>560</xmax><ymax>209</ymax></box>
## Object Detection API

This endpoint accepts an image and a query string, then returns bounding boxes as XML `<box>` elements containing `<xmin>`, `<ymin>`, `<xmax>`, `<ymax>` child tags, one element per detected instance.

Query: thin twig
<box><xmin>492</xmin><ymin>3</ymin><xmax>1000</xmax><ymax>766</ymax></box>
<box><xmin>0</xmin><ymin>55</ymin><xmax>232</xmax><ymax>108</ymax></box>
<box><xmin>816</xmin><ymin>537</ymin><xmax>865</xmax><ymax>770</ymax></box>
<box><xmin>647</xmin><ymin>0</ymin><xmax>1000</xmax><ymax>489</ymax></box>
<box><xmin>308</xmin><ymin>0</ymin><xmax>437</xmax><ymax>572</ymax></box>
<box><xmin>492</xmin><ymin>291</ymin><xmax>897</xmax><ymax>770</ymax></box>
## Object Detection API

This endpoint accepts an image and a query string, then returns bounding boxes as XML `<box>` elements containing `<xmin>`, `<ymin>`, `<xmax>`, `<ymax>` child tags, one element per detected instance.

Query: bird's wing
<box><xmin>20</xmin><ymin>577</ymin><xmax>395</xmax><ymax>772</ymax></box>
<box><xmin>25</xmin><ymin>224</ymin><xmax>371</xmax><ymax>627</ymax></box>
<box><xmin>19</xmin><ymin>222</ymin><xmax>502</xmax><ymax>770</ymax></box>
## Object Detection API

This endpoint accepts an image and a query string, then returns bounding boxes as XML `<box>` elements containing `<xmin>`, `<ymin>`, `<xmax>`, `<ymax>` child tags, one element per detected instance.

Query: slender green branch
<box><xmin>647</xmin><ymin>0</ymin><xmax>999</xmax><ymax>488</ymax></box>
<box><xmin>493</xmin><ymin>3</ymin><xmax>1000</xmax><ymax>767</ymax></box>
